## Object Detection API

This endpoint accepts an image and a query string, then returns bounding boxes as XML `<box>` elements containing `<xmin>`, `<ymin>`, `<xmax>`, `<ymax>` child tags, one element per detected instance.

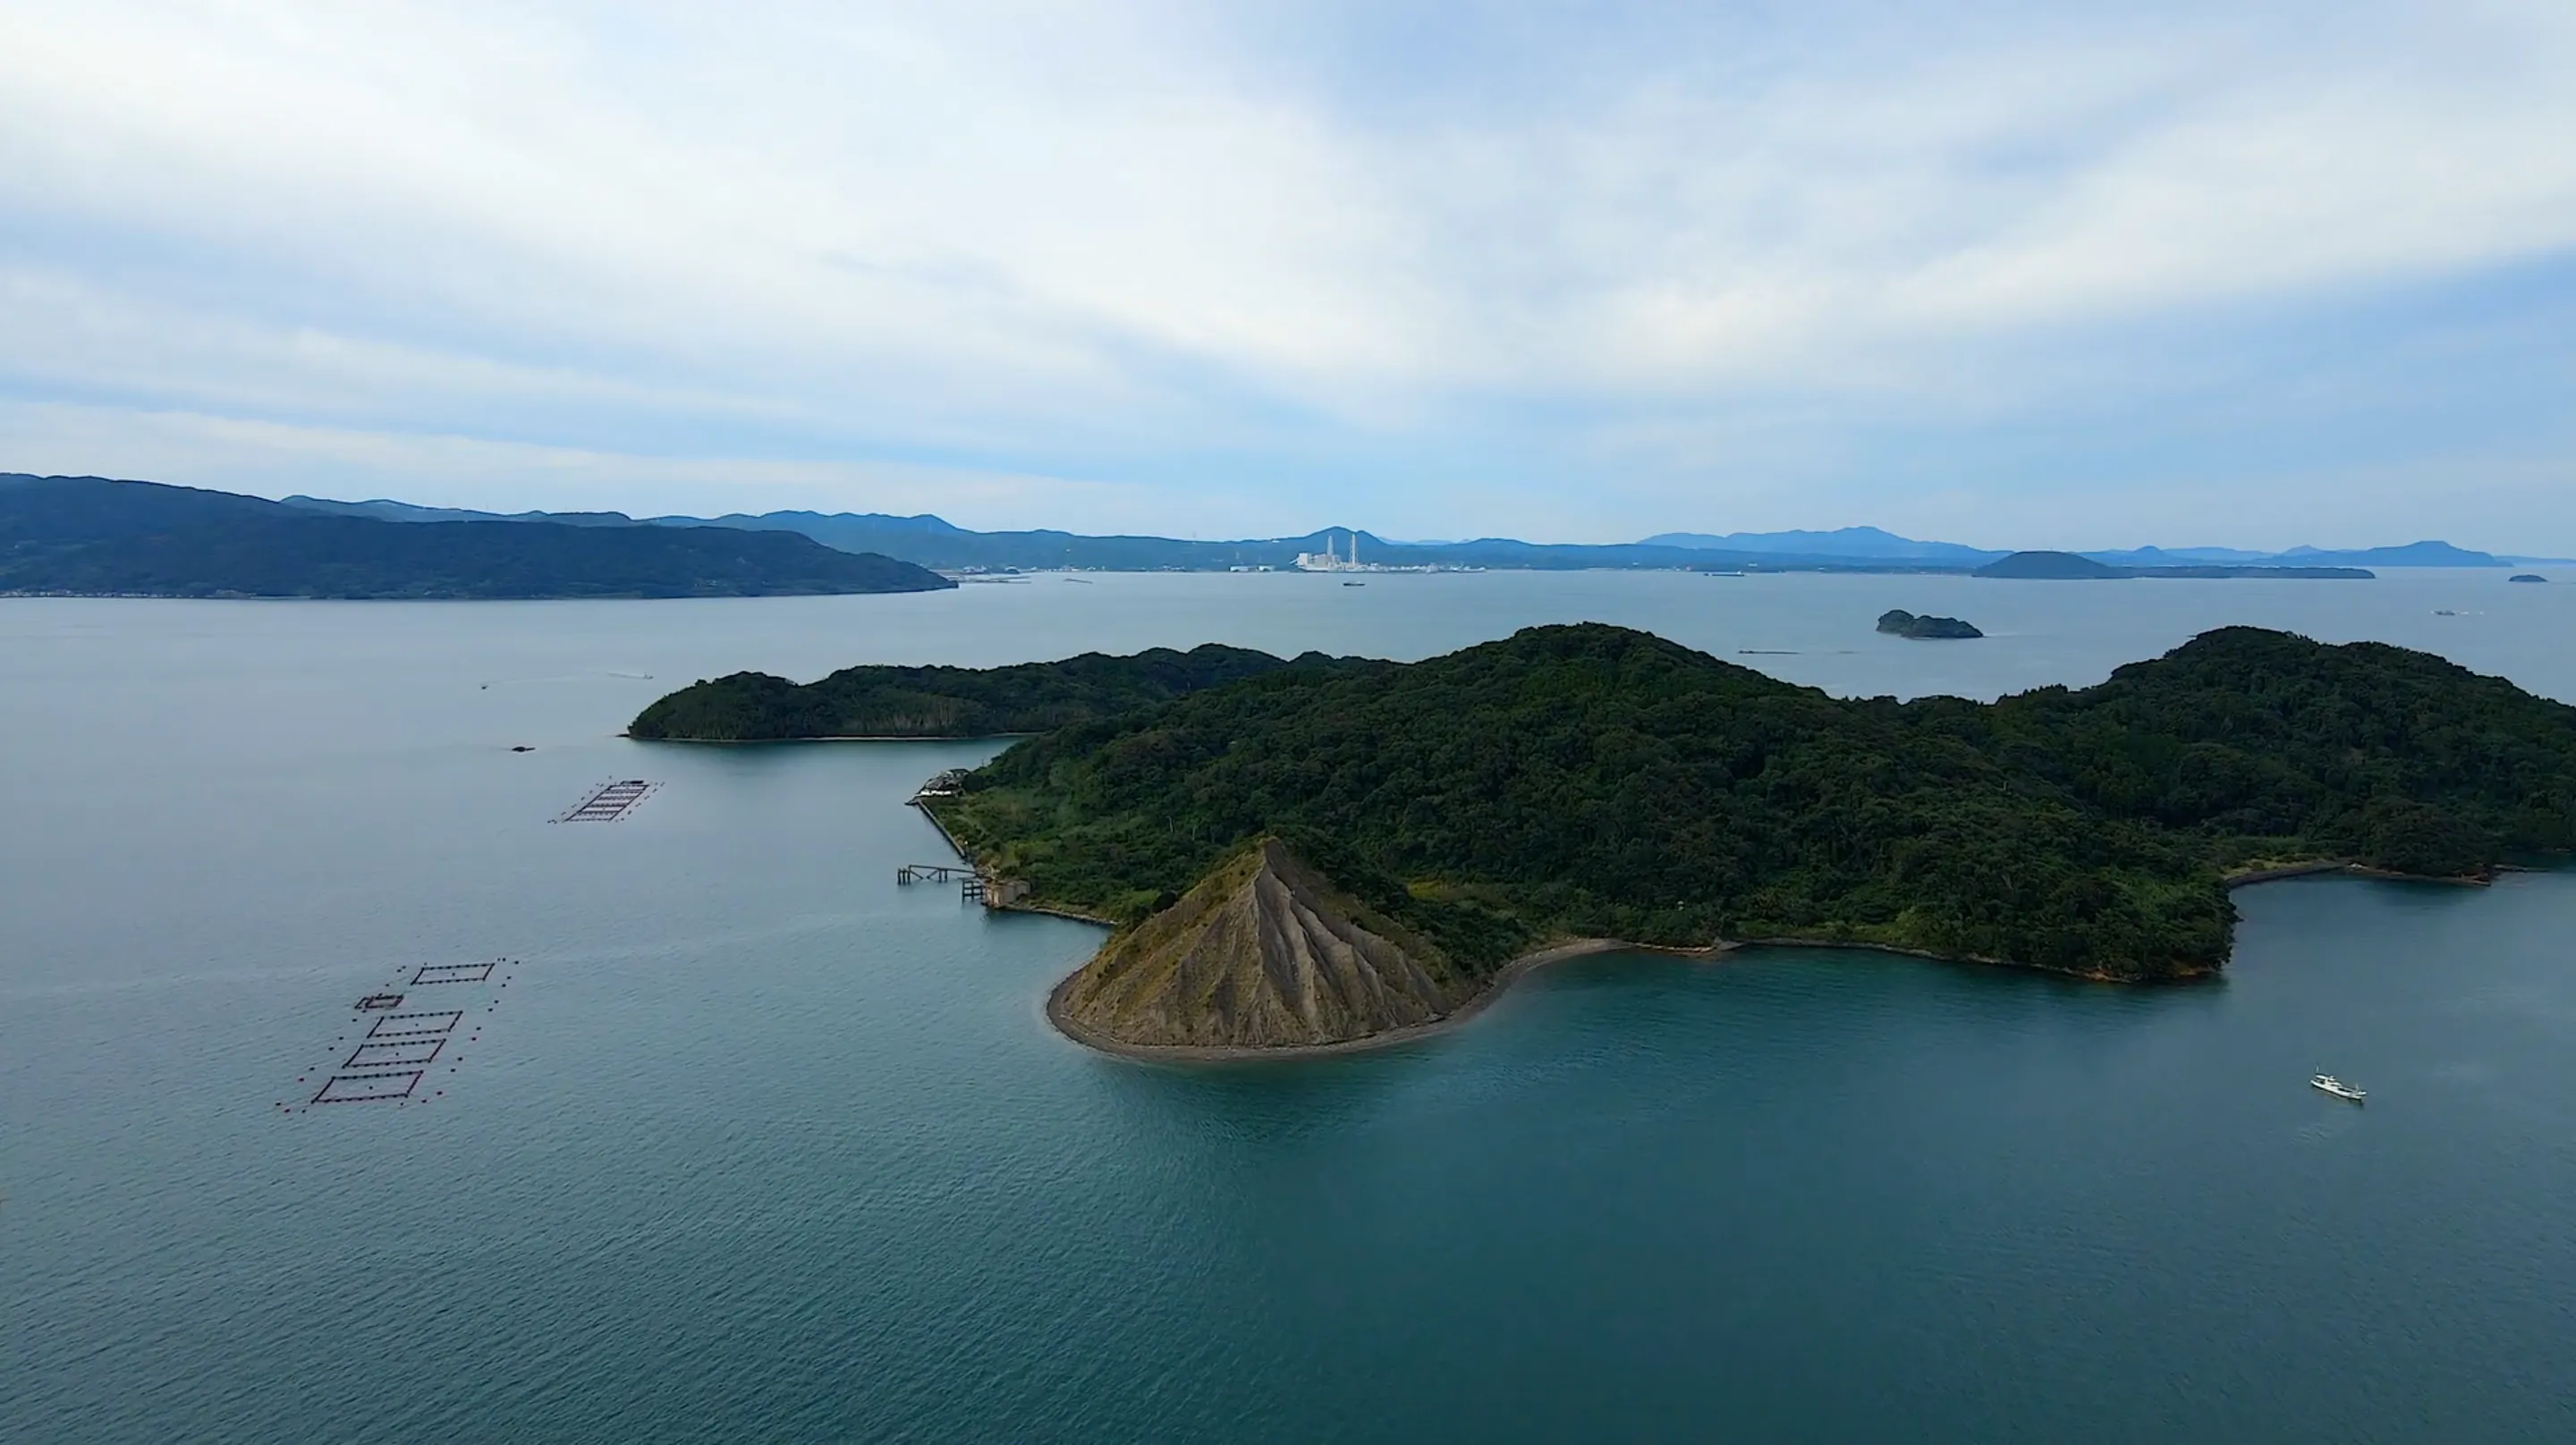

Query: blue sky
<box><xmin>3</xmin><ymin>0</ymin><xmax>2572</xmax><ymax>548</ymax></box>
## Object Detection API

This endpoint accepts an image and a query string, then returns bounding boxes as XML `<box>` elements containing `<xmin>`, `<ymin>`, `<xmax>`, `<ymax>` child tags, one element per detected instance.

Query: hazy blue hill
<box><xmin>2080</xmin><ymin>545</ymin><xmax>2277</xmax><ymax>566</ymax></box>
<box><xmin>3</xmin><ymin>475</ymin><xmax>955</xmax><ymax>599</ymax></box>
<box><xmin>1976</xmin><ymin>550</ymin><xmax>2125</xmax><ymax>579</ymax></box>
<box><xmin>1641</xmin><ymin>526</ymin><xmax>2003</xmax><ymax>562</ymax></box>
<box><xmin>2275</xmin><ymin>541</ymin><xmax>2500</xmax><ymax>567</ymax></box>
<box><xmin>282</xmin><ymin>496</ymin><xmax>640</xmax><ymax>527</ymax></box>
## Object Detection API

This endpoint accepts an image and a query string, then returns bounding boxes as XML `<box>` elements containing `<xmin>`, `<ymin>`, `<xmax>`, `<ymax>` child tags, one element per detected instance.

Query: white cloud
<box><xmin>0</xmin><ymin>0</ymin><xmax>2572</xmax><ymax>540</ymax></box>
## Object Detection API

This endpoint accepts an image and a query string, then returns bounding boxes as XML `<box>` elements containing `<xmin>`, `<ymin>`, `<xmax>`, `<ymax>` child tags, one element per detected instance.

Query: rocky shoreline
<box><xmin>1030</xmin><ymin>861</ymin><xmax>2508</xmax><ymax>1061</ymax></box>
<box><xmin>1044</xmin><ymin>937</ymin><xmax>1715</xmax><ymax>1062</ymax></box>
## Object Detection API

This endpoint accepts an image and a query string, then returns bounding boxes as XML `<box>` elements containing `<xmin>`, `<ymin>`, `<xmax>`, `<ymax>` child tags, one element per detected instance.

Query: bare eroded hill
<box><xmin>1048</xmin><ymin>839</ymin><xmax>1469</xmax><ymax>1051</ymax></box>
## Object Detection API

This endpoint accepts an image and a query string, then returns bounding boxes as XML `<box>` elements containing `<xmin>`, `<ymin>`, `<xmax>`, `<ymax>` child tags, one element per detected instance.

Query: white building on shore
<box><xmin>1293</xmin><ymin>531</ymin><xmax>1364</xmax><ymax>571</ymax></box>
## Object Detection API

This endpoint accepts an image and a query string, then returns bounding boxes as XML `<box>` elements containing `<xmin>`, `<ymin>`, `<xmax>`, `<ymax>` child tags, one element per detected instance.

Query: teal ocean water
<box><xmin>5</xmin><ymin>570</ymin><xmax>2574</xmax><ymax>1441</ymax></box>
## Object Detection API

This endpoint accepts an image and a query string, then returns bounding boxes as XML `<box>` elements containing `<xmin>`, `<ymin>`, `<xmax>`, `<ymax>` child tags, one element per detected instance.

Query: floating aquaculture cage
<box><xmin>312</xmin><ymin>1070</ymin><xmax>424</xmax><ymax>1104</ymax></box>
<box><xmin>286</xmin><ymin>959</ymin><xmax>517</xmax><ymax>1113</ymax></box>
<box><xmin>553</xmin><ymin>779</ymin><xmax>659</xmax><ymax>823</ymax></box>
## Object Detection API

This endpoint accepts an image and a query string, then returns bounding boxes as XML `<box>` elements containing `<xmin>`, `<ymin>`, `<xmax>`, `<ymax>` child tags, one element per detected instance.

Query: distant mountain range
<box><xmin>0</xmin><ymin>475</ymin><xmax>2548</xmax><ymax>598</ymax></box>
<box><xmin>279</xmin><ymin>494</ymin><xmax>2555</xmax><ymax>573</ymax></box>
<box><xmin>282</xmin><ymin>497</ymin><xmax>1885</xmax><ymax>572</ymax></box>
<box><xmin>1645</xmin><ymin>528</ymin><xmax>2538</xmax><ymax>570</ymax></box>
<box><xmin>2</xmin><ymin>476</ymin><xmax>954</xmax><ymax>599</ymax></box>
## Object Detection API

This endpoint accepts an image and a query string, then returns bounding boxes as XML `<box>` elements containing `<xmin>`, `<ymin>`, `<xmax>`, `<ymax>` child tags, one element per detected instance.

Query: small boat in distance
<box><xmin>2310</xmin><ymin>1073</ymin><xmax>2366</xmax><ymax>1103</ymax></box>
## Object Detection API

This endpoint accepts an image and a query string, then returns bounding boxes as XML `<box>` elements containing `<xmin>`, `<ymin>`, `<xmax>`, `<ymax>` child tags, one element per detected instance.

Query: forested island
<box><xmin>630</xmin><ymin>644</ymin><xmax>1341</xmax><ymax>739</ymax></box>
<box><xmin>1877</xmin><ymin>609</ymin><xmax>1982</xmax><ymax>638</ymax></box>
<box><xmin>1974</xmin><ymin>550</ymin><xmax>2374</xmax><ymax>580</ymax></box>
<box><xmin>723</xmin><ymin>623</ymin><xmax>2576</xmax><ymax>1053</ymax></box>
<box><xmin>0</xmin><ymin>475</ymin><xmax>953</xmax><ymax>598</ymax></box>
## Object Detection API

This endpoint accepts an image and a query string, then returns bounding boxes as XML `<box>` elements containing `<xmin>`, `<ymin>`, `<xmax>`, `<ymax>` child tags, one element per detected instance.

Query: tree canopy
<box><xmin>631</xmin><ymin>644</ymin><xmax>1349</xmax><ymax>739</ymax></box>
<box><xmin>928</xmin><ymin>624</ymin><xmax>2576</xmax><ymax>982</ymax></box>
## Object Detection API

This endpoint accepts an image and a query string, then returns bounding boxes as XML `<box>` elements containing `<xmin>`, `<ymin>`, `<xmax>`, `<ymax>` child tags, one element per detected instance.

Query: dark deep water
<box><xmin>5</xmin><ymin>572</ymin><xmax>2574</xmax><ymax>1441</ymax></box>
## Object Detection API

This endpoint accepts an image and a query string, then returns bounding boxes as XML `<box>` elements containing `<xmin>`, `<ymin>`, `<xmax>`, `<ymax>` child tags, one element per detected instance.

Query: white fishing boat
<box><xmin>2309</xmin><ymin>1073</ymin><xmax>2366</xmax><ymax>1103</ymax></box>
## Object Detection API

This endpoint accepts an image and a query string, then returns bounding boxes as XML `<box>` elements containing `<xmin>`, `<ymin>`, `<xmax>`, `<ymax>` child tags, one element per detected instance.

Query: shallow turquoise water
<box><xmin>5</xmin><ymin>574</ymin><xmax>2574</xmax><ymax>1441</ymax></box>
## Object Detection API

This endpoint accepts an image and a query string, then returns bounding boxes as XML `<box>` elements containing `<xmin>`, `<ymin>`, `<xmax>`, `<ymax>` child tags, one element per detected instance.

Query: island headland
<box><xmin>629</xmin><ymin>644</ymin><xmax>1355</xmax><ymax>739</ymax></box>
<box><xmin>637</xmin><ymin>623</ymin><xmax>2576</xmax><ymax>1057</ymax></box>
<box><xmin>1877</xmin><ymin>609</ymin><xmax>1983</xmax><ymax>639</ymax></box>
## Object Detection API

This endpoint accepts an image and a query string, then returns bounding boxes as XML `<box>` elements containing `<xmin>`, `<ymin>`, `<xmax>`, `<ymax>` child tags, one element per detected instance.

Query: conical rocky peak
<box><xmin>1050</xmin><ymin>839</ymin><xmax>1465</xmax><ymax>1050</ymax></box>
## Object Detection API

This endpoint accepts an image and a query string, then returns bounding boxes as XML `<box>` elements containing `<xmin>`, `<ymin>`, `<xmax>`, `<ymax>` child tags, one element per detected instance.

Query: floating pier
<box><xmin>902</xmin><ymin>771</ymin><xmax>1029</xmax><ymax>907</ymax></box>
<box><xmin>900</xmin><ymin>864</ymin><xmax>1028</xmax><ymax>906</ymax></box>
<box><xmin>554</xmin><ymin>779</ymin><xmax>659</xmax><ymax>823</ymax></box>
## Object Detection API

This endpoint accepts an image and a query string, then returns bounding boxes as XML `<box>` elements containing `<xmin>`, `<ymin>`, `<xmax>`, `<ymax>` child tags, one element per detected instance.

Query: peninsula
<box><xmin>795</xmin><ymin>624</ymin><xmax>2576</xmax><ymax>1053</ymax></box>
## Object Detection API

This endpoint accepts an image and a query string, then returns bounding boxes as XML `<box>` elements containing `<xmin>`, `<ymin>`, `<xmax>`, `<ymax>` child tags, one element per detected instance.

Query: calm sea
<box><xmin>5</xmin><ymin>570</ymin><xmax>2573</xmax><ymax>1442</ymax></box>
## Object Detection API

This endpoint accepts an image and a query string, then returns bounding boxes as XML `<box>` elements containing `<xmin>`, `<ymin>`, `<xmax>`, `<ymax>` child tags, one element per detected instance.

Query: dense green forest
<box><xmin>631</xmin><ymin>644</ymin><xmax>1352</xmax><ymax>739</ymax></box>
<box><xmin>0</xmin><ymin>475</ymin><xmax>953</xmax><ymax>598</ymax></box>
<box><xmin>927</xmin><ymin>624</ymin><xmax>2576</xmax><ymax>982</ymax></box>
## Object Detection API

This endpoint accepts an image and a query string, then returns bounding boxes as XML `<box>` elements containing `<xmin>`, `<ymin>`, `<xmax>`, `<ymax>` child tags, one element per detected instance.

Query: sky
<box><xmin>3</xmin><ymin>1</ymin><xmax>2573</xmax><ymax>550</ymax></box>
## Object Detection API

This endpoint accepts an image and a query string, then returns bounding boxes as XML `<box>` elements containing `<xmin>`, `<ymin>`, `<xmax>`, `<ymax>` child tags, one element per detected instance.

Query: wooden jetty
<box><xmin>898</xmin><ymin>862</ymin><xmax>1028</xmax><ymax>906</ymax></box>
<box><xmin>902</xmin><ymin>769</ymin><xmax>1030</xmax><ymax>907</ymax></box>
